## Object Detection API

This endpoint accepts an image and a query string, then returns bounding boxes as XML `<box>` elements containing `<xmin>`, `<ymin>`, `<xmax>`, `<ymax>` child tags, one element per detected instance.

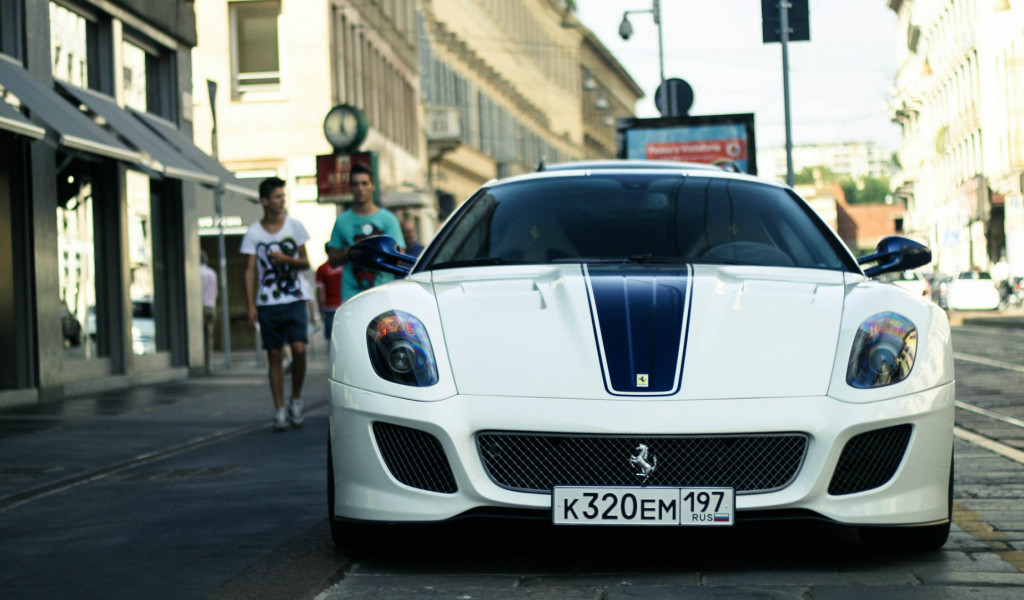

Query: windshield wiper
<box><xmin>428</xmin><ymin>257</ymin><xmax>522</xmax><ymax>270</ymax></box>
<box><xmin>552</xmin><ymin>255</ymin><xmax>691</xmax><ymax>265</ymax></box>
<box><xmin>551</xmin><ymin>255</ymin><xmax>754</xmax><ymax>266</ymax></box>
<box><xmin>624</xmin><ymin>254</ymin><xmax>691</xmax><ymax>264</ymax></box>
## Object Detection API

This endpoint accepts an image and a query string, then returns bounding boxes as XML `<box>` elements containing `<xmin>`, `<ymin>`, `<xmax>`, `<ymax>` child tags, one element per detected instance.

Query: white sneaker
<box><xmin>289</xmin><ymin>399</ymin><xmax>305</xmax><ymax>427</ymax></box>
<box><xmin>273</xmin><ymin>407</ymin><xmax>288</xmax><ymax>431</ymax></box>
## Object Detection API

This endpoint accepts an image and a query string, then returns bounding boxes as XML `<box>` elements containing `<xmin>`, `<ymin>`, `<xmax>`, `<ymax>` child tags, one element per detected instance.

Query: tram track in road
<box><xmin>947</xmin><ymin>338</ymin><xmax>1024</xmax><ymax>575</ymax></box>
<box><xmin>0</xmin><ymin>398</ymin><xmax>330</xmax><ymax>514</ymax></box>
<box><xmin>952</xmin><ymin>350</ymin><xmax>1024</xmax><ymax>464</ymax></box>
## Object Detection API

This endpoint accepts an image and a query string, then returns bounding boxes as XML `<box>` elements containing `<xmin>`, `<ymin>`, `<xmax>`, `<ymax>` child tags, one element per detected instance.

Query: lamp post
<box><xmin>207</xmin><ymin>79</ymin><xmax>231</xmax><ymax>369</ymax></box>
<box><xmin>618</xmin><ymin>0</ymin><xmax>665</xmax><ymax>115</ymax></box>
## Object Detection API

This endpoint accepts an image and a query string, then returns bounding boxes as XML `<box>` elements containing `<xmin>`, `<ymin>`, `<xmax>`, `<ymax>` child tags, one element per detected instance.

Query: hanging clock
<box><xmin>323</xmin><ymin>104</ymin><xmax>369</xmax><ymax>153</ymax></box>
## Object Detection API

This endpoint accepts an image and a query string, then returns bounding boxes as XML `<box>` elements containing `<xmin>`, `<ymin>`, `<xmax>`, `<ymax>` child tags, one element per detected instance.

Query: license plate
<box><xmin>552</xmin><ymin>486</ymin><xmax>734</xmax><ymax>526</ymax></box>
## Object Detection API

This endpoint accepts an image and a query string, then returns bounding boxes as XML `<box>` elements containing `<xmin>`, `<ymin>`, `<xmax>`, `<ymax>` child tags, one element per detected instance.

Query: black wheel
<box><xmin>860</xmin><ymin>452</ymin><xmax>953</xmax><ymax>552</ymax></box>
<box><xmin>327</xmin><ymin>435</ymin><xmax>378</xmax><ymax>552</ymax></box>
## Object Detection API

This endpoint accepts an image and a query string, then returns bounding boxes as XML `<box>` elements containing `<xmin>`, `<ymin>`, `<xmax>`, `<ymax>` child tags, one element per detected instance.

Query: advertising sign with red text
<box><xmin>316</xmin><ymin>151</ymin><xmax>380</xmax><ymax>205</ymax></box>
<box><xmin>617</xmin><ymin>114</ymin><xmax>757</xmax><ymax>175</ymax></box>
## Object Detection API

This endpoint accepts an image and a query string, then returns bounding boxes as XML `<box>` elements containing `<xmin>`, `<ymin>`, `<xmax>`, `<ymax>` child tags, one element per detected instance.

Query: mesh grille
<box><xmin>476</xmin><ymin>432</ymin><xmax>808</xmax><ymax>494</ymax></box>
<box><xmin>828</xmin><ymin>424</ymin><xmax>912</xmax><ymax>496</ymax></box>
<box><xmin>373</xmin><ymin>422</ymin><xmax>457</xmax><ymax>494</ymax></box>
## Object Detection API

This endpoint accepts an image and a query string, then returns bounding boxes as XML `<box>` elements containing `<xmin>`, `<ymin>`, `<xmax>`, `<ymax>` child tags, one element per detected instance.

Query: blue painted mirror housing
<box><xmin>348</xmin><ymin>235</ymin><xmax>414</xmax><ymax>277</ymax></box>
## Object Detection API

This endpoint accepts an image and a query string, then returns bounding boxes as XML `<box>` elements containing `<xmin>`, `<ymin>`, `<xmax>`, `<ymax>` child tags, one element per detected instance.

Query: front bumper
<box><xmin>328</xmin><ymin>381</ymin><xmax>954</xmax><ymax>526</ymax></box>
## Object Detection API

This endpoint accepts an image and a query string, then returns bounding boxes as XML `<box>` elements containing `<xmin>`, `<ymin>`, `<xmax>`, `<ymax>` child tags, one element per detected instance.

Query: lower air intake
<box><xmin>828</xmin><ymin>424</ymin><xmax>912</xmax><ymax>496</ymax></box>
<box><xmin>373</xmin><ymin>422</ymin><xmax>457</xmax><ymax>494</ymax></box>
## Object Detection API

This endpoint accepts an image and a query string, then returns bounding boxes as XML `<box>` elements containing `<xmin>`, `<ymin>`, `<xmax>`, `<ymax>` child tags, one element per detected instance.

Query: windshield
<box><xmin>425</xmin><ymin>174</ymin><xmax>853</xmax><ymax>271</ymax></box>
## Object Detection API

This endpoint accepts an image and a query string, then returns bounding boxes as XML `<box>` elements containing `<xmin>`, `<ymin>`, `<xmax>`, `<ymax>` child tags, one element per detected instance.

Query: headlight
<box><xmin>846</xmin><ymin>312</ymin><xmax>917</xmax><ymax>389</ymax></box>
<box><xmin>366</xmin><ymin>311</ymin><xmax>438</xmax><ymax>386</ymax></box>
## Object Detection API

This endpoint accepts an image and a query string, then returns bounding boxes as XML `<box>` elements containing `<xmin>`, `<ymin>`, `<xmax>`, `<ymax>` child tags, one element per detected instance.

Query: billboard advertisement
<box><xmin>617</xmin><ymin>114</ymin><xmax>757</xmax><ymax>175</ymax></box>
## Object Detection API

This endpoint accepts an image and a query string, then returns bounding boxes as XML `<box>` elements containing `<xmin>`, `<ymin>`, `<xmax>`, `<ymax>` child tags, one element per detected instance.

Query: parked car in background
<box><xmin>328</xmin><ymin>161</ymin><xmax>954</xmax><ymax>554</ymax></box>
<box><xmin>61</xmin><ymin>301</ymin><xmax>81</xmax><ymax>347</ymax></box>
<box><xmin>947</xmin><ymin>271</ymin><xmax>1001</xmax><ymax>311</ymax></box>
<box><xmin>880</xmin><ymin>270</ymin><xmax>932</xmax><ymax>300</ymax></box>
<box><xmin>83</xmin><ymin>301</ymin><xmax>157</xmax><ymax>353</ymax></box>
<box><xmin>131</xmin><ymin>298</ymin><xmax>156</xmax><ymax>355</ymax></box>
<box><xmin>930</xmin><ymin>274</ymin><xmax>953</xmax><ymax>309</ymax></box>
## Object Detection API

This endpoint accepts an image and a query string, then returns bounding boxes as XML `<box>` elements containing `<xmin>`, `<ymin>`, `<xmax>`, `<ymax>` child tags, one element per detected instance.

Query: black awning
<box><xmin>57</xmin><ymin>82</ymin><xmax>219</xmax><ymax>186</ymax></box>
<box><xmin>0</xmin><ymin>55</ymin><xmax>138</xmax><ymax>162</ymax></box>
<box><xmin>0</xmin><ymin>97</ymin><xmax>45</xmax><ymax>139</ymax></box>
<box><xmin>129</xmin><ymin>109</ymin><xmax>259</xmax><ymax>200</ymax></box>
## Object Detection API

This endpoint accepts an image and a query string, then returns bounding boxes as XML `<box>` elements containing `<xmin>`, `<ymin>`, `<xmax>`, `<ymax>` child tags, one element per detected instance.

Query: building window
<box><xmin>122</xmin><ymin>39</ymin><xmax>148</xmax><ymax>111</ymax></box>
<box><xmin>122</xmin><ymin>35</ymin><xmax>175</xmax><ymax>118</ymax></box>
<box><xmin>230</xmin><ymin>0</ymin><xmax>282</xmax><ymax>97</ymax></box>
<box><xmin>50</xmin><ymin>1</ymin><xmax>100</xmax><ymax>89</ymax></box>
<box><xmin>0</xmin><ymin>0</ymin><xmax>23</xmax><ymax>59</ymax></box>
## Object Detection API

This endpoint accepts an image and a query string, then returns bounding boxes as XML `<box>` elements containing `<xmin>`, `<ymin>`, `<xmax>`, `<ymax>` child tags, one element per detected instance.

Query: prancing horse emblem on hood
<box><xmin>630</xmin><ymin>443</ymin><xmax>657</xmax><ymax>481</ymax></box>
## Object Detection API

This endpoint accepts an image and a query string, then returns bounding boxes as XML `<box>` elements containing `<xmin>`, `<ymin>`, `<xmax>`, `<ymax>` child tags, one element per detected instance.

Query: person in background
<box><xmin>199</xmin><ymin>250</ymin><xmax>218</xmax><ymax>373</ymax></box>
<box><xmin>315</xmin><ymin>242</ymin><xmax>343</xmax><ymax>340</ymax></box>
<box><xmin>326</xmin><ymin>163</ymin><xmax>405</xmax><ymax>302</ymax></box>
<box><xmin>241</xmin><ymin>176</ymin><xmax>313</xmax><ymax>431</ymax></box>
<box><xmin>402</xmin><ymin>219</ymin><xmax>425</xmax><ymax>258</ymax></box>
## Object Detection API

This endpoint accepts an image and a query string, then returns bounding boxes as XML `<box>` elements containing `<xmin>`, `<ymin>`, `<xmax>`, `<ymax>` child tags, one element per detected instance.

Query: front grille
<box><xmin>828</xmin><ymin>424</ymin><xmax>912</xmax><ymax>496</ymax></box>
<box><xmin>373</xmin><ymin>422</ymin><xmax>458</xmax><ymax>494</ymax></box>
<box><xmin>477</xmin><ymin>432</ymin><xmax>808</xmax><ymax>494</ymax></box>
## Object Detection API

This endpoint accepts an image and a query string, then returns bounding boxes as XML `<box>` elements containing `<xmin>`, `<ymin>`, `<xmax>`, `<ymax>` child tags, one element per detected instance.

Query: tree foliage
<box><xmin>841</xmin><ymin>177</ymin><xmax>891</xmax><ymax>205</ymax></box>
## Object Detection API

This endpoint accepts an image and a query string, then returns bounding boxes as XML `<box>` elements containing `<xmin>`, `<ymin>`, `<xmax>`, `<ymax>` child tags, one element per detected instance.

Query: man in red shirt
<box><xmin>315</xmin><ymin>243</ymin><xmax>344</xmax><ymax>340</ymax></box>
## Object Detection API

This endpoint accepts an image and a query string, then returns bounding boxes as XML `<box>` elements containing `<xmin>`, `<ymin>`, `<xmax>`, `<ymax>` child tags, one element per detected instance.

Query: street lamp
<box><xmin>618</xmin><ymin>0</ymin><xmax>665</xmax><ymax>115</ymax></box>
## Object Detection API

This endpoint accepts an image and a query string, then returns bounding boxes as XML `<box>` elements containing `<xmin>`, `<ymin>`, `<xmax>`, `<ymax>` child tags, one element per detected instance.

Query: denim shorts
<box><xmin>257</xmin><ymin>301</ymin><xmax>308</xmax><ymax>350</ymax></box>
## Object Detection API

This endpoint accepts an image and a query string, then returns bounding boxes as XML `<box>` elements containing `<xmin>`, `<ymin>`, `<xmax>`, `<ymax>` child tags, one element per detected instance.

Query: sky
<box><xmin>575</xmin><ymin>0</ymin><xmax>903</xmax><ymax>151</ymax></box>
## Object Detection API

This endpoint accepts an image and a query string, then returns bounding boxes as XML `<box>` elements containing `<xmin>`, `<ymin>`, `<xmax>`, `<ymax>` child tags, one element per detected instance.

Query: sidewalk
<box><xmin>0</xmin><ymin>346</ymin><xmax>331</xmax><ymax>512</ymax></box>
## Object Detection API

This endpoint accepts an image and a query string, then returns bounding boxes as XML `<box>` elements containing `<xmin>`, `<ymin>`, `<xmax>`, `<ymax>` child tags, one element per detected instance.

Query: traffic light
<box><xmin>761</xmin><ymin>0</ymin><xmax>809</xmax><ymax>43</ymax></box>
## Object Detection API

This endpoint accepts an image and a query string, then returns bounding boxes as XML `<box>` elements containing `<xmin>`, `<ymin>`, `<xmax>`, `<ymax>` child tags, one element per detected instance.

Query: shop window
<box><xmin>229</xmin><ymin>0</ymin><xmax>282</xmax><ymax>97</ymax></box>
<box><xmin>57</xmin><ymin>163</ymin><xmax>101</xmax><ymax>359</ymax></box>
<box><xmin>126</xmin><ymin>170</ymin><xmax>159</xmax><ymax>356</ymax></box>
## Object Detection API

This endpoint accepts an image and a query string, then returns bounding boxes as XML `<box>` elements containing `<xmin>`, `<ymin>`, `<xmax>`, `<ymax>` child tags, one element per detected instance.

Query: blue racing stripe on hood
<box><xmin>585</xmin><ymin>265</ymin><xmax>691</xmax><ymax>395</ymax></box>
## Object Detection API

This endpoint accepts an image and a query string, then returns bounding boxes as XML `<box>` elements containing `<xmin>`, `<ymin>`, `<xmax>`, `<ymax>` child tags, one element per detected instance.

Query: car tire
<box><xmin>327</xmin><ymin>435</ymin><xmax>378</xmax><ymax>552</ymax></box>
<box><xmin>860</xmin><ymin>452</ymin><xmax>953</xmax><ymax>552</ymax></box>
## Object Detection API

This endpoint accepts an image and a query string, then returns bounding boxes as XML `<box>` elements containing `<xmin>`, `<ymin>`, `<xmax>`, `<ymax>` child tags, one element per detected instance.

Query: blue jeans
<box><xmin>322</xmin><ymin>308</ymin><xmax>338</xmax><ymax>340</ymax></box>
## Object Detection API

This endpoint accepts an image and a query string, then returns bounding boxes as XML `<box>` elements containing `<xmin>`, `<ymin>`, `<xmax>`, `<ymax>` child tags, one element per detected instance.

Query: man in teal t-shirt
<box><xmin>326</xmin><ymin>163</ymin><xmax>406</xmax><ymax>301</ymax></box>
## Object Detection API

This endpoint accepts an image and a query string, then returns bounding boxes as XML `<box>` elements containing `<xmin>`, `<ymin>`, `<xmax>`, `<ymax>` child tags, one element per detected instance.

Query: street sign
<box><xmin>761</xmin><ymin>0</ymin><xmax>810</xmax><ymax>43</ymax></box>
<box><xmin>655</xmin><ymin>78</ymin><xmax>694</xmax><ymax>117</ymax></box>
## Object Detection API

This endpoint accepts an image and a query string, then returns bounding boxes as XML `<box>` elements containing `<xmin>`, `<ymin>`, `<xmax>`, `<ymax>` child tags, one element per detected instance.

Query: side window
<box><xmin>430</xmin><ymin>194</ymin><xmax>497</xmax><ymax>264</ymax></box>
<box><xmin>229</xmin><ymin>0</ymin><xmax>282</xmax><ymax>98</ymax></box>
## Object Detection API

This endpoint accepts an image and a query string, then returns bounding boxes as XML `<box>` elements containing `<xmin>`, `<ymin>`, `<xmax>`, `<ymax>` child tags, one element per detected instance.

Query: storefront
<box><xmin>0</xmin><ymin>0</ymin><xmax>255</xmax><ymax>405</ymax></box>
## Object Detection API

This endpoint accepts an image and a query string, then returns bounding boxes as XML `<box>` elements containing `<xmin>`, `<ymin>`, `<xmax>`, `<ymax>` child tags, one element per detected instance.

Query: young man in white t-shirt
<box><xmin>241</xmin><ymin>177</ymin><xmax>313</xmax><ymax>431</ymax></box>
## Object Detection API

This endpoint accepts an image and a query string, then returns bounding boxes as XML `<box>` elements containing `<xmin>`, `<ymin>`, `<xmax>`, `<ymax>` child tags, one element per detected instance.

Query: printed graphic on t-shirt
<box><xmin>257</xmin><ymin>237</ymin><xmax>304</xmax><ymax>302</ymax></box>
<box><xmin>352</xmin><ymin>222</ymin><xmax>385</xmax><ymax>292</ymax></box>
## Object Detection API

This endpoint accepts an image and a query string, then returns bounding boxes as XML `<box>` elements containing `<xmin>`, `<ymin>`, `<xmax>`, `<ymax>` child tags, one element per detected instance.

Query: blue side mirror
<box><xmin>857</xmin><ymin>236</ymin><xmax>931</xmax><ymax>278</ymax></box>
<box><xmin>348</xmin><ymin>235</ymin><xmax>414</xmax><ymax>277</ymax></box>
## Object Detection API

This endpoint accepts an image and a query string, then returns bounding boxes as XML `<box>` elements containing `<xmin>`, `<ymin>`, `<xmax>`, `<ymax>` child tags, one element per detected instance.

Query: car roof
<box><xmin>488</xmin><ymin>160</ymin><xmax>774</xmax><ymax>188</ymax></box>
<box><xmin>541</xmin><ymin>159</ymin><xmax>724</xmax><ymax>172</ymax></box>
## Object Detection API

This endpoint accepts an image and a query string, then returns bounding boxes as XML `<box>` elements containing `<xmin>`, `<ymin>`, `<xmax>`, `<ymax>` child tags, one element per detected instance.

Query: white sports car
<box><xmin>328</xmin><ymin>161</ymin><xmax>954</xmax><ymax>552</ymax></box>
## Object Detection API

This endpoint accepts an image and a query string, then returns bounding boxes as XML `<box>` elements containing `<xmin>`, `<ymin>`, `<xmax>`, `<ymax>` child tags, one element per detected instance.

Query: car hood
<box><xmin>431</xmin><ymin>264</ymin><xmax>847</xmax><ymax>400</ymax></box>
